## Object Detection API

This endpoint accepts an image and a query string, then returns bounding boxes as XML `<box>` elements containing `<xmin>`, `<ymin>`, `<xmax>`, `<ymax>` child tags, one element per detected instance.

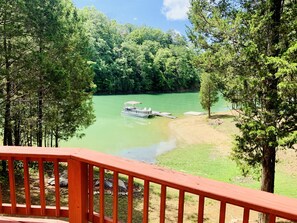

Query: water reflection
<box><xmin>121</xmin><ymin>114</ymin><xmax>152</xmax><ymax>127</ymax></box>
<box><xmin>119</xmin><ymin>138</ymin><xmax>176</xmax><ymax>163</ymax></box>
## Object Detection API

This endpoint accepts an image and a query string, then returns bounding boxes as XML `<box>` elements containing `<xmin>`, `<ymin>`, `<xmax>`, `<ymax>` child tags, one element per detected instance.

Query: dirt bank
<box><xmin>168</xmin><ymin>110</ymin><xmax>297</xmax><ymax>185</ymax></box>
<box><xmin>169</xmin><ymin>111</ymin><xmax>239</xmax><ymax>155</ymax></box>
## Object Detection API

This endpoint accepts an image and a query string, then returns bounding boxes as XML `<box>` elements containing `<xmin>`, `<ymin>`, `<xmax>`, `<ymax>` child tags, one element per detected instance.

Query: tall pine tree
<box><xmin>0</xmin><ymin>0</ymin><xmax>95</xmax><ymax>149</ymax></box>
<box><xmin>199</xmin><ymin>72</ymin><xmax>219</xmax><ymax>118</ymax></box>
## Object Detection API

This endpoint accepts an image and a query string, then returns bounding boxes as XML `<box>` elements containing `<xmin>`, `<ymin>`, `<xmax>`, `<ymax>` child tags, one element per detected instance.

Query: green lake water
<box><xmin>62</xmin><ymin>93</ymin><xmax>230</xmax><ymax>162</ymax></box>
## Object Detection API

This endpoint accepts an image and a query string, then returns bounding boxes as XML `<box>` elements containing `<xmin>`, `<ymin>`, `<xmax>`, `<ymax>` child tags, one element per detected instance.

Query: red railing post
<box><xmin>127</xmin><ymin>176</ymin><xmax>134</xmax><ymax>223</ymax></box>
<box><xmin>1</xmin><ymin>147</ymin><xmax>297</xmax><ymax>223</ymax></box>
<box><xmin>8</xmin><ymin>157</ymin><xmax>16</xmax><ymax>214</ymax></box>
<box><xmin>143</xmin><ymin>180</ymin><xmax>150</xmax><ymax>223</ymax></box>
<box><xmin>243</xmin><ymin>208</ymin><xmax>250</xmax><ymax>223</ymax></box>
<box><xmin>68</xmin><ymin>158</ymin><xmax>88</xmax><ymax>223</ymax></box>
<box><xmin>38</xmin><ymin>159</ymin><xmax>46</xmax><ymax>215</ymax></box>
<box><xmin>198</xmin><ymin>195</ymin><xmax>205</xmax><ymax>223</ymax></box>
<box><xmin>23</xmin><ymin>158</ymin><xmax>31</xmax><ymax>215</ymax></box>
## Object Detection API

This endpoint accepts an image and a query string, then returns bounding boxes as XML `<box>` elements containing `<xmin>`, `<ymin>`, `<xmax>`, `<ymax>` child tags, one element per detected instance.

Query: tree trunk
<box><xmin>261</xmin><ymin>146</ymin><xmax>276</xmax><ymax>190</ymax></box>
<box><xmin>260</xmin><ymin>0</ymin><xmax>281</xmax><ymax>193</ymax></box>
<box><xmin>55</xmin><ymin>127</ymin><xmax>59</xmax><ymax>148</ymax></box>
<box><xmin>208</xmin><ymin>84</ymin><xmax>211</xmax><ymax>118</ymax></box>
<box><xmin>259</xmin><ymin>1</ymin><xmax>281</xmax><ymax>223</ymax></box>
<box><xmin>3</xmin><ymin>19</ymin><xmax>13</xmax><ymax>147</ymax></box>
<box><xmin>2</xmin><ymin>16</ymin><xmax>13</xmax><ymax>173</ymax></box>
<box><xmin>50</xmin><ymin>131</ymin><xmax>53</xmax><ymax>147</ymax></box>
<box><xmin>259</xmin><ymin>145</ymin><xmax>276</xmax><ymax>223</ymax></box>
<box><xmin>14</xmin><ymin>116</ymin><xmax>21</xmax><ymax>146</ymax></box>
<box><xmin>260</xmin><ymin>0</ymin><xmax>281</xmax><ymax>192</ymax></box>
<box><xmin>3</xmin><ymin>81</ymin><xmax>13</xmax><ymax>146</ymax></box>
<box><xmin>28</xmin><ymin>124</ymin><xmax>33</xmax><ymax>146</ymax></box>
<box><xmin>44</xmin><ymin>127</ymin><xmax>47</xmax><ymax>147</ymax></box>
<box><xmin>37</xmin><ymin>88</ymin><xmax>43</xmax><ymax>147</ymax></box>
<box><xmin>37</xmin><ymin>41</ymin><xmax>43</xmax><ymax>147</ymax></box>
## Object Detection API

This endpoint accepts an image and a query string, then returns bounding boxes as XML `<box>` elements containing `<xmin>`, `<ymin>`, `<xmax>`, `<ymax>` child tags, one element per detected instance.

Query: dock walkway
<box><xmin>152</xmin><ymin>111</ymin><xmax>176</xmax><ymax>119</ymax></box>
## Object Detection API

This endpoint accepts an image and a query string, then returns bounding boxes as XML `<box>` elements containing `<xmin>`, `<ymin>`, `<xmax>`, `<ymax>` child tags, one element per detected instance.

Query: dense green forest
<box><xmin>81</xmin><ymin>8</ymin><xmax>199</xmax><ymax>94</ymax></box>
<box><xmin>0</xmin><ymin>0</ymin><xmax>95</xmax><ymax>147</ymax></box>
<box><xmin>0</xmin><ymin>1</ymin><xmax>198</xmax><ymax>147</ymax></box>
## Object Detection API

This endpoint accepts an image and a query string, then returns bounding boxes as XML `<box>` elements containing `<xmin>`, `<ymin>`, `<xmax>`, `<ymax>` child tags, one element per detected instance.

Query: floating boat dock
<box><xmin>152</xmin><ymin>111</ymin><xmax>177</xmax><ymax>119</ymax></box>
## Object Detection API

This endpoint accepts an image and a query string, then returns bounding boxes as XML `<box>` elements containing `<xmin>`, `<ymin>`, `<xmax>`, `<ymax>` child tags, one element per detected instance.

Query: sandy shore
<box><xmin>168</xmin><ymin>110</ymin><xmax>297</xmax><ymax>175</ymax></box>
<box><xmin>166</xmin><ymin>111</ymin><xmax>297</xmax><ymax>221</ymax></box>
<box><xmin>168</xmin><ymin>111</ymin><xmax>238</xmax><ymax>155</ymax></box>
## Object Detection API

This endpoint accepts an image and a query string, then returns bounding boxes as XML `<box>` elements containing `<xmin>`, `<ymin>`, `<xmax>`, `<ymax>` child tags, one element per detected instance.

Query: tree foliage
<box><xmin>199</xmin><ymin>73</ymin><xmax>219</xmax><ymax>118</ymax></box>
<box><xmin>80</xmin><ymin>8</ymin><xmax>200</xmax><ymax>94</ymax></box>
<box><xmin>188</xmin><ymin>0</ymin><xmax>297</xmax><ymax>200</ymax></box>
<box><xmin>0</xmin><ymin>0</ymin><xmax>95</xmax><ymax>148</ymax></box>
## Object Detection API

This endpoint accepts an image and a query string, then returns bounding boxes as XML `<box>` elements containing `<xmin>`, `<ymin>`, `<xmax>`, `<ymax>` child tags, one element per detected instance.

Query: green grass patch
<box><xmin>157</xmin><ymin>144</ymin><xmax>297</xmax><ymax>198</ymax></box>
<box><xmin>157</xmin><ymin>144</ymin><xmax>243</xmax><ymax>183</ymax></box>
<box><xmin>275</xmin><ymin>170</ymin><xmax>297</xmax><ymax>198</ymax></box>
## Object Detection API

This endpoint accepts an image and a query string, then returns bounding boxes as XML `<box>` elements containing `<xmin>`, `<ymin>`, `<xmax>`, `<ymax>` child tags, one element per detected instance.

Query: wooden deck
<box><xmin>0</xmin><ymin>216</ymin><xmax>67</xmax><ymax>223</ymax></box>
<box><xmin>1</xmin><ymin>146</ymin><xmax>297</xmax><ymax>223</ymax></box>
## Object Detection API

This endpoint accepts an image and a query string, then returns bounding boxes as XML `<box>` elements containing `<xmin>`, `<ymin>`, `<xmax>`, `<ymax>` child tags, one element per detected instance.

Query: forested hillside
<box><xmin>80</xmin><ymin>8</ymin><xmax>200</xmax><ymax>94</ymax></box>
<box><xmin>0</xmin><ymin>1</ymin><xmax>199</xmax><ymax>148</ymax></box>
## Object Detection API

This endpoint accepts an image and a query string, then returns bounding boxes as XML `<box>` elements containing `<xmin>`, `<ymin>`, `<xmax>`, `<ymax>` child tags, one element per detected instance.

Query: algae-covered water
<box><xmin>61</xmin><ymin>93</ymin><xmax>229</xmax><ymax>162</ymax></box>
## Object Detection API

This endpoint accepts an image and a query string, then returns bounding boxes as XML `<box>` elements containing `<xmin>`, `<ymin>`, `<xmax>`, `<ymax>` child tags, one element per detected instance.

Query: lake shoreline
<box><xmin>157</xmin><ymin>110</ymin><xmax>297</xmax><ymax>198</ymax></box>
<box><xmin>166</xmin><ymin>110</ymin><xmax>237</xmax><ymax>155</ymax></box>
<box><xmin>115</xmin><ymin>110</ymin><xmax>237</xmax><ymax>163</ymax></box>
<box><xmin>62</xmin><ymin>93</ymin><xmax>230</xmax><ymax>163</ymax></box>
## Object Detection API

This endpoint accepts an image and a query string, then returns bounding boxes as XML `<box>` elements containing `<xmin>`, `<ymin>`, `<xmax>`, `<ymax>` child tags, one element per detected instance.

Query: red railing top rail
<box><xmin>1</xmin><ymin>146</ymin><xmax>297</xmax><ymax>221</ymax></box>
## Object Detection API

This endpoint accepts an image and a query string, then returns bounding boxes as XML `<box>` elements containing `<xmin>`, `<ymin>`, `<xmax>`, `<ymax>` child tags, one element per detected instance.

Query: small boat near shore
<box><xmin>152</xmin><ymin>111</ymin><xmax>176</xmax><ymax>119</ymax></box>
<box><xmin>121</xmin><ymin>101</ymin><xmax>153</xmax><ymax>118</ymax></box>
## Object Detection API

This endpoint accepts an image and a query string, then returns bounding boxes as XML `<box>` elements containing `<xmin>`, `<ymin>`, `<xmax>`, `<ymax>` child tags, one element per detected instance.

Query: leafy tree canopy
<box><xmin>199</xmin><ymin>72</ymin><xmax>219</xmax><ymax>118</ymax></box>
<box><xmin>188</xmin><ymin>0</ymin><xmax>297</xmax><ymax>201</ymax></box>
<box><xmin>80</xmin><ymin>7</ymin><xmax>200</xmax><ymax>94</ymax></box>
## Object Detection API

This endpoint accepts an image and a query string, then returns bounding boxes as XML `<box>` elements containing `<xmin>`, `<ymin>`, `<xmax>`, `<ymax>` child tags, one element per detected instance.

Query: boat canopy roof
<box><xmin>124</xmin><ymin>101</ymin><xmax>142</xmax><ymax>106</ymax></box>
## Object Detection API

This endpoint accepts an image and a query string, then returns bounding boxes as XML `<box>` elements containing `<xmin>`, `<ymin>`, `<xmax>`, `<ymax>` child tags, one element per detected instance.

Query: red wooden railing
<box><xmin>0</xmin><ymin>146</ymin><xmax>297</xmax><ymax>223</ymax></box>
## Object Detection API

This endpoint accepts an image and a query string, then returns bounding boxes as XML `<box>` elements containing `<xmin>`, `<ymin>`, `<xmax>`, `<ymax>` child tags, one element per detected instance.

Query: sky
<box><xmin>72</xmin><ymin>0</ymin><xmax>191</xmax><ymax>36</ymax></box>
